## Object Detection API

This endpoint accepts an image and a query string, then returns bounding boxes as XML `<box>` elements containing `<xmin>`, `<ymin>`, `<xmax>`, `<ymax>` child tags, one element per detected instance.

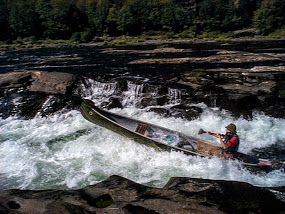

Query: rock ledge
<box><xmin>1</xmin><ymin>175</ymin><xmax>284</xmax><ymax>214</ymax></box>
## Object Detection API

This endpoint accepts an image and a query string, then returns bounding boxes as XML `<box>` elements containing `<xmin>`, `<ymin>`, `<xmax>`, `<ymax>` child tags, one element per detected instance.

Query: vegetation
<box><xmin>0</xmin><ymin>0</ymin><xmax>285</xmax><ymax>44</ymax></box>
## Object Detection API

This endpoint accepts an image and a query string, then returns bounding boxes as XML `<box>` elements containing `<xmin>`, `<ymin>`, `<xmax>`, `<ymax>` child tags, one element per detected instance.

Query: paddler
<box><xmin>207</xmin><ymin>123</ymin><xmax>239</xmax><ymax>158</ymax></box>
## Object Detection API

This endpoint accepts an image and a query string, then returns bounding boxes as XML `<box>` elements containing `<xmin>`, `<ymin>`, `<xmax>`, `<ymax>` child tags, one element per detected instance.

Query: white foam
<box><xmin>1</xmin><ymin>106</ymin><xmax>285</xmax><ymax>190</ymax></box>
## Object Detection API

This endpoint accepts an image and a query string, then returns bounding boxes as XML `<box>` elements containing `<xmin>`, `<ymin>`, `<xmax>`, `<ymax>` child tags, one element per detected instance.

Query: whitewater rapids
<box><xmin>1</xmin><ymin>103</ymin><xmax>285</xmax><ymax>190</ymax></box>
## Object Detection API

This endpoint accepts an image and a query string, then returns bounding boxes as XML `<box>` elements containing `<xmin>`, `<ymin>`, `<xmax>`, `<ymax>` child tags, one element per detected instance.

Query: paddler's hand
<box><xmin>217</xmin><ymin>133</ymin><xmax>224</xmax><ymax>139</ymax></box>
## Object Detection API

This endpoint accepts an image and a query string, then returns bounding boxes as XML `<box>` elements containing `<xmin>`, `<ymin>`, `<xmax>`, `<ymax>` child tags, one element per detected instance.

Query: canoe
<box><xmin>80</xmin><ymin>98</ymin><xmax>284</xmax><ymax>170</ymax></box>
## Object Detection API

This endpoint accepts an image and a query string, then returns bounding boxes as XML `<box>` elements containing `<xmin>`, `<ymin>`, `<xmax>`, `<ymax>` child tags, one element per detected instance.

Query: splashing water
<box><xmin>1</xmin><ymin>103</ymin><xmax>285</xmax><ymax>190</ymax></box>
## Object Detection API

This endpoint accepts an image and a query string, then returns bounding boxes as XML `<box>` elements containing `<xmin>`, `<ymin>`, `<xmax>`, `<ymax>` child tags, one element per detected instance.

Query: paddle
<box><xmin>198</xmin><ymin>128</ymin><xmax>217</xmax><ymax>136</ymax></box>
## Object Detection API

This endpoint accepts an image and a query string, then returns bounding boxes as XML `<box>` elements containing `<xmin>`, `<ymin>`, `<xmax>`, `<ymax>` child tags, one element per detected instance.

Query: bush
<box><xmin>80</xmin><ymin>29</ymin><xmax>93</xmax><ymax>43</ymax></box>
<box><xmin>254</xmin><ymin>0</ymin><xmax>285</xmax><ymax>34</ymax></box>
<box><xmin>70</xmin><ymin>32</ymin><xmax>81</xmax><ymax>42</ymax></box>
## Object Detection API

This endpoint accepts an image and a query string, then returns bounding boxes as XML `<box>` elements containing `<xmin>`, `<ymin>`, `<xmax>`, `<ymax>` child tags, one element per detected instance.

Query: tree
<box><xmin>106</xmin><ymin>4</ymin><xmax>121</xmax><ymax>36</ymax></box>
<box><xmin>7</xmin><ymin>0</ymin><xmax>40</xmax><ymax>38</ymax></box>
<box><xmin>0</xmin><ymin>0</ymin><xmax>9</xmax><ymax>40</ymax></box>
<box><xmin>254</xmin><ymin>0</ymin><xmax>285</xmax><ymax>34</ymax></box>
<box><xmin>116</xmin><ymin>0</ymin><xmax>139</xmax><ymax>35</ymax></box>
<box><xmin>160</xmin><ymin>0</ymin><xmax>189</xmax><ymax>32</ymax></box>
<box><xmin>231</xmin><ymin>0</ymin><xmax>258</xmax><ymax>29</ymax></box>
<box><xmin>36</xmin><ymin>0</ymin><xmax>85</xmax><ymax>39</ymax></box>
<box><xmin>85</xmin><ymin>0</ymin><xmax>111</xmax><ymax>36</ymax></box>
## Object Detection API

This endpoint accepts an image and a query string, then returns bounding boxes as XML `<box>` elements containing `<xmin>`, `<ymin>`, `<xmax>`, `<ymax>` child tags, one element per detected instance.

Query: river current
<box><xmin>1</xmin><ymin>79</ymin><xmax>285</xmax><ymax>190</ymax></box>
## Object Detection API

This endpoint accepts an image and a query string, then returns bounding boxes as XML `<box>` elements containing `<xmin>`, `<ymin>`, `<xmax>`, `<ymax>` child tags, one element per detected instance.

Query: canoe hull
<box><xmin>80</xmin><ymin>99</ymin><xmax>201</xmax><ymax>156</ymax></box>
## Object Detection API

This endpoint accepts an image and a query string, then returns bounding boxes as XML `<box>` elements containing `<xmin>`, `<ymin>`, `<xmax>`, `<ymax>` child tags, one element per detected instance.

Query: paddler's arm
<box><xmin>207</xmin><ymin>131</ymin><xmax>220</xmax><ymax>138</ymax></box>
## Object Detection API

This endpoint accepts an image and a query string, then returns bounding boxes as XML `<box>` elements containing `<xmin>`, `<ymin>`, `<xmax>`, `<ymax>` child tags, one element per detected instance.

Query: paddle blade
<box><xmin>198</xmin><ymin>129</ymin><xmax>206</xmax><ymax>135</ymax></box>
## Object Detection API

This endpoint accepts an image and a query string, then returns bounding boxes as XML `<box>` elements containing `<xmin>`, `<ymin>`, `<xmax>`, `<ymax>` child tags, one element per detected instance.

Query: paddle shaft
<box><xmin>199</xmin><ymin>128</ymin><xmax>220</xmax><ymax>136</ymax></box>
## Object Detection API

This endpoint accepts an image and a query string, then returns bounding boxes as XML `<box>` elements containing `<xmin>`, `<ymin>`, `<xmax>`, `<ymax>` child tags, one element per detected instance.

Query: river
<box><xmin>1</xmin><ymin>77</ymin><xmax>285</xmax><ymax>190</ymax></box>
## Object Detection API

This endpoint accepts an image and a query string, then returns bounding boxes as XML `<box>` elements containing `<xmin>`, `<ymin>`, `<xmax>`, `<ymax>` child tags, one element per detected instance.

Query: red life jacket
<box><xmin>223</xmin><ymin>132</ymin><xmax>239</xmax><ymax>155</ymax></box>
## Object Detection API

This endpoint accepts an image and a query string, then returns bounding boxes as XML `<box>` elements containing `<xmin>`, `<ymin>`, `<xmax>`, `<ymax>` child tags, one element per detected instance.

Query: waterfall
<box><xmin>168</xmin><ymin>88</ymin><xmax>181</xmax><ymax>104</ymax></box>
<box><xmin>77</xmin><ymin>78</ymin><xmax>120</xmax><ymax>104</ymax></box>
<box><xmin>77</xmin><ymin>77</ymin><xmax>183</xmax><ymax>108</ymax></box>
<box><xmin>35</xmin><ymin>96</ymin><xmax>54</xmax><ymax>117</ymax></box>
<box><xmin>121</xmin><ymin>81</ymin><xmax>144</xmax><ymax>107</ymax></box>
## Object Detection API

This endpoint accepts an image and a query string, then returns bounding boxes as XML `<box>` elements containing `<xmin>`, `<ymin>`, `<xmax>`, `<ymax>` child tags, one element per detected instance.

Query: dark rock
<box><xmin>164</xmin><ymin>177</ymin><xmax>285</xmax><ymax>214</ymax></box>
<box><xmin>0</xmin><ymin>92</ymin><xmax>48</xmax><ymax>119</ymax></box>
<box><xmin>105</xmin><ymin>97</ymin><xmax>123</xmax><ymax>109</ymax></box>
<box><xmin>0</xmin><ymin>175</ymin><xmax>284</xmax><ymax>214</ymax></box>
<box><xmin>0</xmin><ymin>72</ymin><xmax>32</xmax><ymax>89</ymax></box>
<box><xmin>140</xmin><ymin>97</ymin><xmax>158</xmax><ymax>108</ymax></box>
<box><xmin>148</xmin><ymin>108</ymin><xmax>170</xmax><ymax>117</ymax></box>
<box><xmin>0</xmin><ymin>72</ymin><xmax>32</xmax><ymax>97</ymax></box>
<box><xmin>0</xmin><ymin>93</ymin><xmax>81</xmax><ymax>119</ymax></box>
<box><xmin>123</xmin><ymin>204</ymin><xmax>158</xmax><ymax>214</ymax></box>
<box><xmin>170</xmin><ymin>104</ymin><xmax>203</xmax><ymax>120</ymax></box>
<box><xmin>156</xmin><ymin>96</ymin><xmax>168</xmax><ymax>106</ymax></box>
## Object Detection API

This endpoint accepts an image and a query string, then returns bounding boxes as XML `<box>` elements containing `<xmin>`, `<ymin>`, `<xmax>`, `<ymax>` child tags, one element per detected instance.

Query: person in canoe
<box><xmin>207</xmin><ymin>123</ymin><xmax>240</xmax><ymax>158</ymax></box>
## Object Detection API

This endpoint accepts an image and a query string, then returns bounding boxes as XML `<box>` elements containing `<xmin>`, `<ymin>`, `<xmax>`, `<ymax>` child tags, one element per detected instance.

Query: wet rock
<box><xmin>0</xmin><ymin>70</ymin><xmax>77</xmax><ymax>95</ymax></box>
<box><xmin>0</xmin><ymin>71</ymin><xmax>32</xmax><ymax>89</ymax></box>
<box><xmin>1</xmin><ymin>39</ymin><xmax>285</xmax><ymax>119</ymax></box>
<box><xmin>104</xmin><ymin>97</ymin><xmax>123</xmax><ymax>109</ymax></box>
<box><xmin>0</xmin><ymin>92</ymin><xmax>80</xmax><ymax>119</ymax></box>
<box><xmin>148</xmin><ymin>108</ymin><xmax>170</xmax><ymax>117</ymax></box>
<box><xmin>140</xmin><ymin>97</ymin><xmax>159</xmax><ymax>108</ymax></box>
<box><xmin>0</xmin><ymin>71</ymin><xmax>32</xmax><ymax>96</ymax></box>
<box><xmin>28</xmin><ymin>71</ymin><xmax>77</xmax><ymax>94</ymax></box>
<box><xmin>0</xmin><ymin>71</ymin><xmax>79</xmax><ymax>119</ymax></box>
<box><xmin>0</xmin><ymin>92</ymin><xmax>48</xmax><ymax>119</ymax></box>
<box><xmin>0</xmin><ymin>175</ymin><xmax>284</xmax><ymax>214</ymax></box>
<box><xmin>218</xmin><ymin>81</ymin><xmax>277</xmax><ymax>97</ymax></box>
<box><xmin>170</xmin><ymin>104</ymin><xmax>203</xmax><ymax>120</ymax></box>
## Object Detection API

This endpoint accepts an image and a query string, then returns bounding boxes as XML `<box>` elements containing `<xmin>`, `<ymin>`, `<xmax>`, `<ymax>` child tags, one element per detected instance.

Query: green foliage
<box><xmin>0</xmin><ymin>1</ymin><xmax>9</xmax><ymax>40</ymax></box>
<box><xmin>7</xmin><ymin>0</ymin><xmax>39</xmax><ymax>38</ymax></box>
<box><xmin>0</xmin><ymin>0</ymin><xmax>284</xmax><ymax>42</ymax></box>
<box><xmin>80</xmin><ymin>28</ymin><xmax>93</xmax><ymax>42</ymax></box>
<box><xmin>85</xmin><ymin>0</ymin><xmax>111</xmax><ymax>36</ymax></box>
<box><xmin>196</xmin><ymin>0</ymin><xmax>259</xmax><ymax>32</ymax></box>
<box><xmin>36</xmin><ymin>0</ymin><xmax>77</xmax><ymax>39</ymax></box>
<box><xmin>70</xmin><ymin>32</ymin><xmax>81</xmax><ymax>42</ymax></box>
<box><xmin>266</xmin><ymin>28</ymin><xmax>285</xmax><ymax>38</ymax></box>
<box><xmin>253</xmin><ymin>0</ymin><xmax>285</xmax><ymax>35</ymax></box>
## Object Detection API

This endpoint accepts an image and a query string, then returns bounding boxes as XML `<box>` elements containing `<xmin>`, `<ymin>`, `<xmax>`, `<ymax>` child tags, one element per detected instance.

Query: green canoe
<box><xmin>80</xmin><ymin>99</ymin><xmax>284</xmax><ymax>170</ymax></box>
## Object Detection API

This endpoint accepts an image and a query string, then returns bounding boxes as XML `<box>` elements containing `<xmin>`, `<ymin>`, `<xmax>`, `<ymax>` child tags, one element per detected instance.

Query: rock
<box><xmin>0</xmin><ymin>72</ymin><xmax>31</xmax><ymax>89</ymax></box>
<box><xmin>233</xmin><ymin>28</ymin><xmax>260</xmax><ymax>38</ymax></box>
<box><xmin>105</xmin><ymin>97</ymin><xmax>123</xmax><ymax>109</ymax></box>
<box><xmin>0</xmin><ymin>72</ymin><xmax>32</xmax><ymax>96</ymax></box>
<box><xmin>1</xmin><ymin>39</ymin><xmax>285</xmax><ymax>119</ymax></box>
<box><xmin>258</xmin><ymin>81</ymin><xmax>277</xmax><ymax>94</ymax></box>
<box><xmin>0</xmin><ymin>92</ymin><xmax>81</xmax><ymax>119</ymax></box>
<box><xmin>92</xmin><ymin>36</ymin><xmax>116</xmax><ymax>42</ymax></box>
<box><xmin>0</xmin><ymin>71</ymin><xmax>77</xmax><ymax>95</ymax></box>
<box><xmin>148</xmin><ymin>108</ymin><xmax>170</xmax><ymax>117</ymax></box>
<box><xmin>28</xmin><ymin>71</ymin><xmax>77</xmax><ymax>94</ymax></box>
<box><xmin>0</xmin><ymin>175</ymin><xmax>284</xmax><ymax>214</ymax></box>
<box><xmin>170</xmin><ymin>104</ymin><xmax>203</xmax><ymax>120</ymax></box>
<box><xmin>164</xmin><ymin>177</ymin><xmax>285</xmax><ymax>214</ymax></box>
